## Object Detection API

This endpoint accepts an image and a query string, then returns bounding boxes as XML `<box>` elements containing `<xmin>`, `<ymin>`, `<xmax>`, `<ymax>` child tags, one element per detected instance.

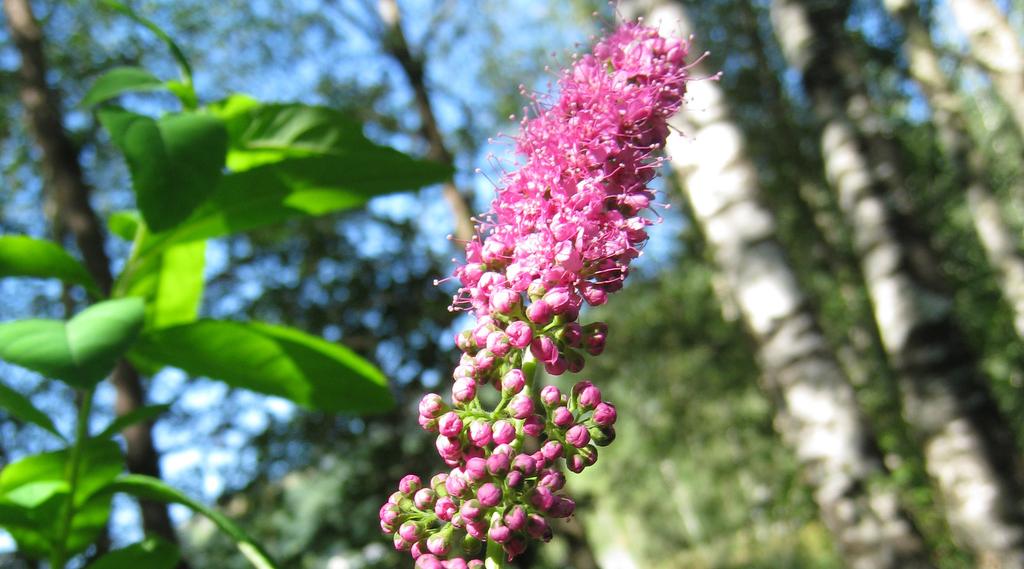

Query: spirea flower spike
<box><xmin>382</xmin><ymin>22</ymin><xmax>696</xmax><ymax>567</ymax></box>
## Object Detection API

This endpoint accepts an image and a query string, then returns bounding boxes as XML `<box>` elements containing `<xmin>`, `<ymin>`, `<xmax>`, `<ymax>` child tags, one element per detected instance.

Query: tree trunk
<box><xmin>772</xmin><ymin>0</ymin><xmax>1024</xmax><ymax>566</ymax></box>
<box><xmin>949</xmin><ymin>0</ymin><xmax>1024</xmax><ymax>140</ymax></box>
<box><xmin>634</xmin><ymin>3</ymin><xmax>934</xmax><ymax>567</ymax></box>
<box><xmin>3</xmin><ymin>0</ymin><xmax>185</xmax><ymax>555</ymax></box>
<box><xmin>883</xmin><ymin>0</ymin><xmax>1024</xmax><ymax>343</ymax></box>
<box><xmin>376</xmin><ymin>0</ymin><xmax>476</xmax><ymax>243</ymax></box>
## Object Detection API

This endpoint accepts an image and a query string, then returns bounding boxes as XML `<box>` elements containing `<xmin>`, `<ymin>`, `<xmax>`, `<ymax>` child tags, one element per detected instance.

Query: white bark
<box><xmin>885</xmin><ymin>0</ymin><xmax>1024</xmax><ymax>342</ymax></box>
<box><xmin>774</xmin><ymin>1</ymin><xmax>1024</xmax><ymax>565</ymax></box>
<box><xmin>950</xmin><ymin>0</ymin><xmax>1024</xmax><ymax>139</ymax></box>
<box><xmin>629</xmin><ymin>3</ymin><xmax>933</xmax><ymax>567</ymax></box>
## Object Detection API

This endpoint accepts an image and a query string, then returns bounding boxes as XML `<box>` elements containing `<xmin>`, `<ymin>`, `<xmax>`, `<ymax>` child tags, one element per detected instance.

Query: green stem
<box><xmin>484</xmin><ymin>537</ymin><xmax>507</xmax><ymax>569</ymax></box>
<box><xmin>52</xmin><ymin>388</ymin><xmax>94</xmax><ymax>568</ymax></box>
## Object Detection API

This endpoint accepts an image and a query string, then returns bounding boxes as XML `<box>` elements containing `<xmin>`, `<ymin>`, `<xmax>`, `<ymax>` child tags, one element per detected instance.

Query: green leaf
<box><xmin>96</xmin><ymin>403</ymin><xmax>171</xmax><ymax>439</ymax></box>
<box><xmin>0</xmin><ymin>381</ymin><xmax>65</xmax><ymax>441</ymax></box>
<box><xmin>99</xmin><ymin>1</ymin><xmax>194</xmax><ymax>89</ymax></box>
<box><xmin>0</xmin><ymin>236</ymin><xmax>102</xmax><ymax>296</ymax></box>
<box><xmin>0</xmin><ymin>440</ymin><xmax>122</xmax><ymax>558</ymax></box>
<box><xmin>117</xmin><ymin>240</ymin><xmax>206</xmax><ymax>329</ymax></box>
<box><xmin>88</xmin><ymin>537</ymin><xmax>180</xmax><ymax>569</ymax></box>
<box><xmin>108</xmin><ymin>211</ymin><xmax>141</xmax><ymax>241</ymax></box>
<box><xmin>105</xmin><ymin>475</ymin><xmax>278</xmax><ymax>569</ymax></box>
<box><xmin>0</xmin><ymin>297</ymin><xmax>145</xmax><ymax>388</ymax></box>
<box><xmin>99</xmin><ymin>108</ymin><xmax>228</xmax><ymax>232</ymax></box>
<box><xmin>137</xmin><ymin>153</ymin><xmax>451</xmax><ymax>257</ymax></box>
<box><xmin>82</xmin><ymin>67</ymin><xmax>166</xmax><ymax>107</ymax></box>
<box><xmin>131</xmin><ymin>320</ymin><xmax>393</xmax><ymax>413</ymax></box>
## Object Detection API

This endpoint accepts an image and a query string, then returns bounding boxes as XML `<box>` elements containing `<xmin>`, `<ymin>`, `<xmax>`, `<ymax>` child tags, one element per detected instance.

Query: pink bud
<box><xmin>506</xmin><ymin>470</ymin><xmax>524</xmax><ymax>488</ymax></box>
<box><xmin>523</xmin><ymin>414</ymin><xmax>545</xmax><ymax>437</ymax></box>
<box><xmin>582</xmin><ymin>285</ymin><xmax>608</xmax><ymax>306</ymax></box>
<box><xmin>505</xmin><ymin>321</ymin><xmax>533</xmax><ymax>349</ymax></box>
<box><xmin>399</xmin><ymin>475</ymin><xmax>422</xmax><ymax>496</ymax></box>
<box><xmin>467</xmin><ymin>420</ymin><xmax>493</xmax><ymax>447</ymax></box>
<box><xmin>538</xmin><ymin>469</ymin><xmax>566</xmax><ymax>491</ymax></box>
<box><xmin>430</xmin><ymin>473</ymin><xmax>448</xmax><ymax>492</ymax></box>
<box><xmin>541</xmin><ymin>440</ymin><xmax>563</xmax><ymax>461</ymax></box>
<box><xmin>544</xmin><ymin>356</ymin><xmax>569</xmax><ymax>376</ymax></box>
<box><xmin>465</xmin><ymin>457</ymin><xmax>488</xmax><ymax>482</ymax></box>
<box><xmin>452</xmin><ymin>377</ymin><xmax>477</xmax><ymax>404</ymax></box>
<box><xmin>540</xmin><ymin>385</ymin><xmax>562</xmax><ymax>407</ymax></box>
<box><xmin>460</xmin><ymin>498</ymin><xmax>483</xmax><ymax>521</ymax></box>
<box><xmin>468</xmin><ymin>561</ymin><xmax>485</xmax><ymax>569</ymax></box>
<box><xmin>489</xmin><ymin>288</ymin><xmax>520</xmax><ymax>314</ymax></box>
<box><xmin>593</xmin><ymin>402</ymin><xmax>617</xmax><ymax>426</ymax></box>
<box><xmin>486</xmin><ymin>452</ymin><xmax>511</xmax><ymax>477</ymax></box>
<box><xmin>530</xmin><ymin>486</ymin><xmax>555</xmax><ymax>511</ymax></box>
<box><xmin>512</xmin><ymin>454</ymin><xmax>537</xmax><ymax>476</ymax></box>
<box><xmin>504</xmin><ymin>505</ymin><xmax>527</xmax><ymax>531</ymax></box>
<box><xmin>399</xmin><ymin>520</ymin><xmax>422</xmax><ymax>542</ymax></box>
<box><xmin>456</xmin><ymin>330</ymin><xmax>476</xmax><ymax>353</ymax></box>
<box><xmin>525</xmin><ymin>299</ymin><xmax>554</xmax><ymax>325</ymax></box>
<box><xmin>465</xmin><ymin>520</ymin><xmax>487</xmax><ymax>540</ymax></box>
<box><xmin>394</xmin><ymin>532</ymin><xmax>411</xmax><ymax>551</ymax></box>
<box><xmin>527</xmin><ymin>514</ymin><xmax>552</xmax><ymax>542</ymax></box>
<box><xmin>426</xmin><ymin>532</ymin><xmax>451</xmax><ymax>556</ymax></box>
<box><xmin>488</xmin><ymin>523</ymin><xmax>511</xmax><ymax>543</ymax></box>
<box><xmin>492</xmin><ymin>420</ymin><xmax>516</xmax><ymax>444</ymax></box>
<box><xmin>486</xmin><ymin>331</ymin><xmax>511</xmax><ymax>357</ymax></box>
<box><xmin>474</xmin><ymin>349</ymin><xmax>496</xmax><ymax>371</ymax></box>
<box><xmin>501</xmin><ymin>369</ymin><xmax>526</xmax><ymax>395</ymax></box>
<box><xmin>542</xmin><ymin>287</ymin><xmax>572</xmax><ymax>313</ymax></box>
<box><xmin>549</xmin><ymin>496</ymin><xmax>576</xmax><ymax>518</ymax></box>
<box><xmin>447</xmin><ymin>558</ymin><xmax>469</xmax><ymax>569</ymax></box>
<box><xmin>561</xmin><ymin>322</ymin><xmax>583</xmax><ymax>346</ymax></box>
<box><xmin>578</xmin><ymin>384</ymin><xmax>602</xmax><ymax>409</ymax></box>
<box><xmin>413</xmin><ymin>488</ymin><xmax>436</xmax><ymax>509</ymax></box>
<box><xmin>418</xmin><ymin>393</ymin><xmax>445</xmax><ymax>418</ymax></box>
<box><xmin>438</xmin><ymin>412</ymin><xmax>464</xmax><ymax>438</ymax></box>
<box><xmin>566</xmin><ymin>349</ymin><xmax>585</xmax><ymax>373</ymax></box>
<box><xmin>529</xmin><ymin>336</ymin><xmax>558</xmax><ymax>364</ymax></box>
<box><xmin>415</xmin><ymin>553</ymin><xmax>444</xmax><ymax>569</ymax></box>
<box><xmin>567</xmin><ymin>454</ymin><xmax>586</xmax><ymax>473</ymax></box>
<box><xmin>503</xmin><ymin>535</ymin><xmax>528</xmax><ymax>559</ymax></box>
<box><xmin>508</xmin><ymin>393</ymin><xmax>534</xmax><ymax>419</ymax></box>
<box><xmin>553</xmin><ymin>406</ymin><xmax>573</xmax><ymax>427</ymax></box>
<box><xmin>477</xmin><ymin>483</ymin><xmax>502</xmax><ymax>507</ymax></box>
<box><xmin>418</xmin><ymin>413</ymin><xmax>438</xmax><ymax>432</ymax></box>
<box><xmin>473</xmin><ymin>322</ymin><xmax>494</xmax><ymax>347</ymax></box>
<box><xmin>435</xmin><ymin>435</ymin><xmax>462</xmax><ymax>462</ymax></box>
<box><xmin>566</xmin><ymin>424</ymin><xmax>591</xmax><ymax>448</ymax></box>
<box><xmin>445</xmin><ymin>470</ymin><xmax>468</xmax><ymax>497</ymax></box>
<box><xmin>434</xmin><ymin>496</ymin><xmax>457</xmax><ymax>521</ymax></box>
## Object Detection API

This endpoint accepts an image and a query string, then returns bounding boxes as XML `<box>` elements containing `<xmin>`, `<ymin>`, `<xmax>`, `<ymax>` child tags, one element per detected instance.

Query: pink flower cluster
<box><xmin>380</xmin><ymin>22</ymin><xmax>692</xmax><ymax>568</ymax></box>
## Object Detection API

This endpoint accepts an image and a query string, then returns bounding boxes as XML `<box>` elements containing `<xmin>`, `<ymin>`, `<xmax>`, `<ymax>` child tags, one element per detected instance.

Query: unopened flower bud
<box><xmin>552</xmin><ymin>406</ymin><xmax>573</xmax><ymax>427</ymax></box>
<box><xmin>418</xmin><ymin>394</ymin><xmax>445</xmax><ymax>419</ymax></box>
<box><xmin>549</xmin><ymin>496</ymin><xmax>576</xmax><ymax>518</ymax></box>
<box><xmin>399</xmin><ymin>520</ymin><xmax>422</xmax><ymax>542</ymax></box>
<box><xmin>490</xmin><ymin>288</ymin><xmax>520</xmax><ymax>314</ymax></box>
<box><xmin>415</xmin><ymin>553</ymin><xmax>444</xmax><ymax>569</ymax></box>
<box><xmin>540</xmin><ymin>385</ymin><xmax>562</xmax><ymax>407</ymax></box>
<box><xmin>501</xmin><ymin>369</ymin><xmax>526</xmax><ymax>395</ymax></box>
<box><xmin>544</xmin><ymin>355</ymin><xmax>569</xmax><ymax>376</ymax></box>
<box><xmin>399</xmin><ymin>475</ymin><xmax>422</xmax><ymax>496</ymax></box>
<box><xmin>474</xmin><ymin>349</ymin><xmax>496</xmax><ymax>371</ymax></box>
<box><xmin>438</xmin><ymin>412</ymin><xmax>464</xmax><ymax>438</ymax></box>
<box><xmin>508</xmin><ymin>393</ymin><xmax>534</xmax><ymax>419</ymax></box>
<box><xmin>506</xmin><ymin>470</ymin><xmax>524</xmax><ymax>488</ymax></box>
<box><xmin>452</xmin><ymin>377</ymin><xmax>477</xmax><ymax>404</ymax></box>
<box><xmin>486</xmin><ymin>331</ymin><xmax>512</xmax><ymax>357</ymax></box>
<box><xmin>462</xmin><ymin>535</ymin><xmax>483</xmax><ymax>556</ymax></box>
<box><xmin>560</xmin><ymin>322</ymin><xmax>583</xmax><ymax>346</ymax></box>
<box><xmin>592</xmin><ymin>401</ymin><xmax>617</xmax><ymax>425</ymax></box>
<box><xmin>566</xmin><ymin>349</ymin><xmax>586</xmax><ymax>373</ymax></box>
<box><xmin>413</xmin><ymin>488</ymin><xmax>436</xmax><ymax>509</ymax></box>
<box><xmin>523</xmin><ymin>414</ymin><xmax>545</xmax><ymax>437</ymax></box>
<box><xmin>541</xmin><ymin>440</ymin><xmax>564</xmax><ymax>461</ymax></box>
<box><xmin>504</xmin><ymin>535</ymin><xmax>528</xmax><ymax>559</ymax></box>
<box><xmin>566</xmin><ymin>424</ymin><xmax>591</xmax><ymax>448</ymax></box>
<box><xmin>436</xmin><ymin>435</ymin><xmax>462</xmax><ymax>463</ymax></box>
<box><xmin>504</xmin><ymin>505</ymin><xmax>527</xmax><ymax>531</ymax></box>
<box><xmin>477</xmin><ymin>483</ymin><xmax>502</xmax><ymax>507</ymax></box>
<box><xmin>592</xmin><ymin>425</ymin><xmax>616</xmax><ymax>447</ymax></box>
<box><xmin>488</xmin><ymin>522</ymin><xmax>511</xmax><ymax>543</ymax></box>
<box><xmin>492</xmin><ymin>420</ymin><xmax>516</xmax><ymax>444</ymax></box>
<box><xmin>486</xmin><ymin>452</ymin><xmax>511</xmax><ymax>477</ymax></box>
<box><xmin>538</xmin><ymin>469</ymin><xmax>566</xmax><ymax>491</ymax></box>
<box><xmin>526</xmin><ymin>299</ymin><xmax>554</xmax><ymax>325</ymax></box>
<box><xmin>445</xmin><ymin>470</ymin><xmax>468</xmax><ymax>497</ymax></box>
<box><xmin>529</xmin><ymin>336</ymin><xmax>558</xmax><ymax>364</ymax></box>
<box><xmin>467</xmin><ymin>420</ymin><xmax>493</xmax><ymax>447</ymax></box>
<box><xmin>505</xmin><ymin>321</ymin><xmax>533</xmax><ymax>348</ymax></box>
<box><xmin>460</xmin><ymin>499</ymin><xmax>483</xmax><ymax>521</ymax></box>
<box><xmin>577</xmin><ymin>384</ymin><xmax>602</xmax><ymax>409</ymax></box>
<box><xmin>426</xmin><ymin>530</ymin><xmax>452</xmax><ymax>556</ymax></box>
<box><xmin>530</xmin><ymin>486</ymin><xmax>555</xmax><ymax>511</ymax></box>
<box><xmin>526</xmin><ymin>514</ymin><xmax>552</xmax><ymax>542</ymax></box>
<box><xmin>394</xmin><ymin>532</ymin><xmax>412</xmax><ymax>551</ymax></box>
<box><xmin>465</xmin><ymin>457</ymin><xmax>488</xmax><ymax>482</ymax></box>
<box><xmin>527</xmin><ymin>280</ymin><xmax>547</xmax><ymax>300</ymax></box>
<box><xmin>435</xmin><ymin>496</ymin><xmax>457</xmax><ymax>521</ymax></box>
<box><xmin>456</xmin><ymin>329</ymin><xmax>476</xmax><ymax>353</ymax></box>
<box><xmin>465</xmin><ymin>520</ymin><xmax>488</xmax><ymax>540</ymax></box>
<box><xmin>542</xmin><ymin>287</ymin><xmax>572</xmax><ymax>313</ymax></box>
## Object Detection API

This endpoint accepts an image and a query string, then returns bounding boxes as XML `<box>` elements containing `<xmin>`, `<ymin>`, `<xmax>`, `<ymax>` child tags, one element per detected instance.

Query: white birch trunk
<box><xmin>950</xmin><ymin>0</ymin><xmax>1024</xmax><ymax>140</ymax></box>
<box><xmin>630</xmin><ymin>3</ymin><xmax>934</xmax><ymax>567</ymax></box>
<box><xmin>885</xmin><ymin>0</ymin><xmax>1024</xmax><ymax>343</ymax></box>
<box><xmin>773</xmin><ymin>1</ymin><xmax>1024</xmax><ymax>565</ymax></box>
